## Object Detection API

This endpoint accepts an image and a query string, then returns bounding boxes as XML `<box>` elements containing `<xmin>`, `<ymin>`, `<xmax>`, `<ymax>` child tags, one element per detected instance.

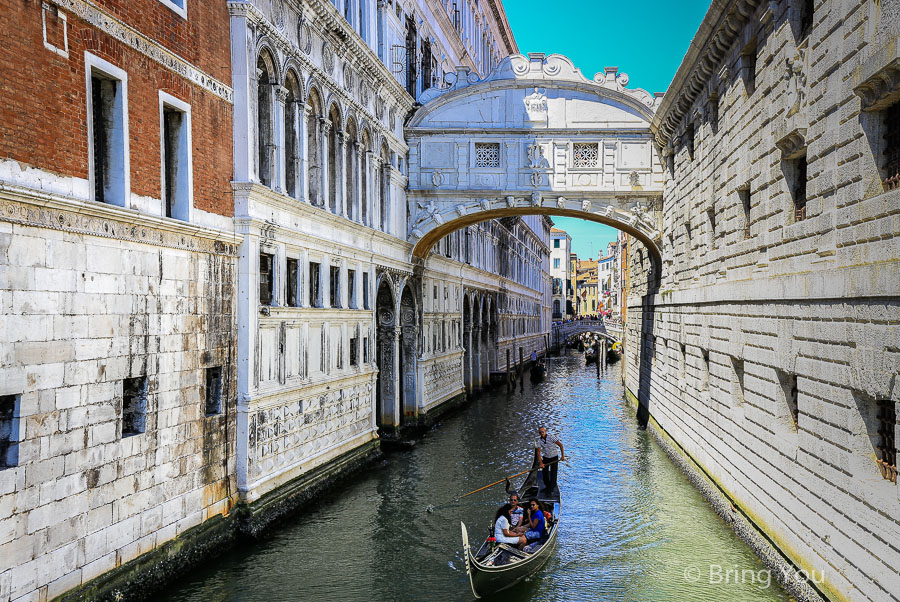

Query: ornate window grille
<box><xmin>877</xmin><ymin>399</ymin><xmax>897</xmax><ymax>483</ymax></box>
<box><xmin>883</xmin><ymin>103</ymin><xmax>900</xmax><ymax>191</ymax></box>
<box><xmin>474</xmin><ymin>143</ymin><xmax>500</xmax><ymax>168</ymax></box>
<box><xmin>573</xmin><ymin>143</ymin><xmax>599</xmax><ymax>168</ymax></box>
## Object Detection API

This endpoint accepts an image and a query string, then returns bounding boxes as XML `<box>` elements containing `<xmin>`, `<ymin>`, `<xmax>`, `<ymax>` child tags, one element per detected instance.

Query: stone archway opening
<box><xmin>374</xmin><ymin>278</ymin><xmax>397</xmax><ymax>433</ymax></box>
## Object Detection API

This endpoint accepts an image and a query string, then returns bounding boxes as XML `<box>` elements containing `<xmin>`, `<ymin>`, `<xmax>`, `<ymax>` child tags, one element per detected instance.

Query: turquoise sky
<box><xmin>503</xmin><ymin>0</ymin><xmax>711</xmax><ymax>260</ymax></box>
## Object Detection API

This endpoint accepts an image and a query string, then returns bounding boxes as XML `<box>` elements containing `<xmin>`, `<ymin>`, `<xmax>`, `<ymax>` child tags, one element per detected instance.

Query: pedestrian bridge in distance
<box><xmin>405</xmin><ymin>53</ymin><xmax>665</xmax><ymax>274</ymax></box>
<box><xmin>553</xmin><ymin>319</ymin><xmax>623</xmax><ymax>343</ymax></box>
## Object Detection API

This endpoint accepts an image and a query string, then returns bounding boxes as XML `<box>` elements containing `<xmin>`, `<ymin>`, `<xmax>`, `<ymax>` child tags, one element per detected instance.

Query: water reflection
<box><xmin>164</xmin><ymin>354</ymin><xmax>789</xmax><ymax>602</ymax></box>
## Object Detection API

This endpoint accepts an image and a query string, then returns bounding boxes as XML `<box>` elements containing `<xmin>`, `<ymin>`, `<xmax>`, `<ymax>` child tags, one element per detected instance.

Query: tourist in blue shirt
<box><xmin>524</xmin><ymin>499</ymin><xmax>547</xmax><ymax>543</ymax></box>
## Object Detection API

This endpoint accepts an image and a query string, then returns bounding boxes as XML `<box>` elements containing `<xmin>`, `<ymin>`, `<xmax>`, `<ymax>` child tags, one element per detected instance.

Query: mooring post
<box><xmin>602</xmin><ymin>339</ymin><xmax>607</xmax><ymax>370</ymax></box>
<box><xmin>596</xmin><ymin>342</ymin><xmax>600</xmax><ymax>377</ymax></box>
<box><xmin>519</xmin><ymin>348</ymin><xmax>524</xmax><ymax>380</ymax></box>
<box><xmin>506</xmin><ymin>348</ymin><xmax>511</xmax><ymax>391</ymax></box>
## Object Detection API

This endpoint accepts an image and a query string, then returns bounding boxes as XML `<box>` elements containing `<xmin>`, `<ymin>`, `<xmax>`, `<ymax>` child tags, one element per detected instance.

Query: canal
<box><xmin>164</xmin><ymin>354</ymin><xmax>790</xmax><ymax>601</ymax></box>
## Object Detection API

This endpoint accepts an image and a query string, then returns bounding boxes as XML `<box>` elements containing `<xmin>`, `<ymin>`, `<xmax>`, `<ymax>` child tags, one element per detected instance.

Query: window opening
<box><xmin>122</xmin><ymin>376</ymin><xmax>147</xmax><ymax>436</ymax></box>
<box><xmin>348</xmin><ymin>269</ymin><xmax>357</xmax><ymax>308</ymax></box>
<box><xmin>205</xmin><ymin>367</ymin><xmax>223</xmax><ymax>415</ymax></box>
<box><xmin>0</xmin><ymin>395</ymin><xmax>19</xmax><ymax>468</ymax></box>
<box><xmin>309</xmin><ymin>262</ymin><xmax>321</xmax><ymax>307</ymax></box>
<box><xmin>474</xmin><ymin>143</ymin><xmax>500</xmax><ymax>167</ymax></box>
<box><xmin>876</xmin><ymin>399</ymin><xmax>897</xmax><ymax>483</ymax></box>
<box><xmin>572</xmin><ymin>143</ymin><xmax>599</xmax><ymax>168</ymax></box>
<box><xmin>883</xmin><ymin>102</ymin><xmax>900</xmax><ymax>191</ymax></box>
<box><xmin>330</xmin><ymin>265</ymin><xmax>341</xmax><ymax>308</ymax></box>
<box><xmin>286</xmin><ymin>258</ymin><xmax>299</xmax><ymax>307</ymax></box>
<box><xmin>259</xmin><ymin>253</ymin><xmax>274</xmax><ymax>305</ymax></box>
<box><xmin>738</xmin><ymin>186</ymin><xmax>752</xmax><ymax>238</ymax></box>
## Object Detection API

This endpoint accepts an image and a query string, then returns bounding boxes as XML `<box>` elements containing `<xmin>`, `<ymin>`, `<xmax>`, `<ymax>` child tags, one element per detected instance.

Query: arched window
<box><xmin>306</xmin><ymin>89</ymin><xmax>322</xmax><ymax>206</ymax></box>
<box><xmin>256</xmin><ymin>50</ymin><xmax>276</xmax><ymax>187</ymax></box>
<box><xmin>284</xmin><ymin>71</ymin><xmax>302</xmax><ymax>199</ymax></box>
<box><xmin>328</xmin><ymin>104</ymin><xmax>341</xmax><ymax>213</ymax></box>
<box><xmin>379</xmin><ymin>143</ymin><xmax>390</xmax><ymax>232</ymax></box>
<box><xmin>345</xmin><ymin>118</ymin><xmax>357</xmax><ymax>221</ymax></box>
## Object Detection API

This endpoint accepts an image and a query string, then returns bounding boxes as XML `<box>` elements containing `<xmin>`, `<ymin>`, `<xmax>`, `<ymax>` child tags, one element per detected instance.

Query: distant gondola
<box><xmin>606</xmin><ymin>348</ymin><xmax>620</xmax><ymax>364</ymax></box>
<box><xmin>584</xmin><ymin>347</ymin><xmax>598</xmax><ymax>365</ymax></box>
<box><xmin>461</xmin><ymin>458</ymin><xmax>560</xmax><ymax>598</ymax></box>
<box><xmin>530</xmin><ymin>362</ymin><xmax>546</xmax><ymax>382</ymax></box>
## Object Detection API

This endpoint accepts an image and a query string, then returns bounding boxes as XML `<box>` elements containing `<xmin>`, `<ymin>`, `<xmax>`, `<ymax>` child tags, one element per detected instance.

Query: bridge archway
<box><xmin>406</xmin><ymin>53</ymin><xmax>665</xmax><ymax>282</ymax></box>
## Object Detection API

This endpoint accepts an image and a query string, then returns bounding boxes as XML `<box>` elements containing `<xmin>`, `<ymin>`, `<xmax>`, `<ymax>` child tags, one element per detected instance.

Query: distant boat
<box><xmin>530</xmin><ymin>362</ymin><xmax>546</xmax><ymax>382</ymax></box>
<box><xmin>584</xmin><ymin>347</ymin><xmax>598</xmax><ymax>365</ymax></box>
<box><xmin>460</xmin><ymin>459</ymin><xmax>560</xmax><ymax>598</ymax></box>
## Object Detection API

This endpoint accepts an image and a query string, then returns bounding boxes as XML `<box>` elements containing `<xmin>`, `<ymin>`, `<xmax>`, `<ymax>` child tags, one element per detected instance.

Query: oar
<box><xmin>426</xmin><ymin>457</ymin><xmax>565</xmax><ymax>513</ymax></box>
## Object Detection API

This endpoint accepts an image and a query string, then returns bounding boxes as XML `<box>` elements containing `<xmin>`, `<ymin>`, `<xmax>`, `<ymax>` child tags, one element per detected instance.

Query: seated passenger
<box><xmin>508</xmin><ymin>493</ymin><xmax>527</xmax><ymax>534</ymax></box>
<box><xmin>523</xmin><ymin>499</ymin><xmax>547</xmax><ymax>546</ymax></box>
<box><xmin>493</xmin><ymin>504</ymin><xmax>527</xmax><ymax>548</ymax></box>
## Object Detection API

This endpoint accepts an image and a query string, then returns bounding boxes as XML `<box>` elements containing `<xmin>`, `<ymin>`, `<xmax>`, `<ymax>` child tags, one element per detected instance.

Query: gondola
<box><xmin>529</xmin><ymin>362</ymin><xmax>546</xmax><ymax>382</ymax></box>
<box><xmin>584</xmin><ymin>347</ymin><xmax>598</xmax><ymax>365</ymax></box>
<box><xmin>606</xmin><ymin>347</ymin><xmax>621</xmax><ymax>364</ymax></box>
<box><xmin>461</xmin><ymin>458</ymin><xmax>560</xmax><ymax>598</ymax></box>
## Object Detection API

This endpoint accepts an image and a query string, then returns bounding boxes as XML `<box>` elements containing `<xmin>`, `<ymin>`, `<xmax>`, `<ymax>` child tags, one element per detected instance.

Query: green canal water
<box><xmin>163</xmin><ymin>354</ymin><xmax>790</xmax><ymax>601</ymax></box>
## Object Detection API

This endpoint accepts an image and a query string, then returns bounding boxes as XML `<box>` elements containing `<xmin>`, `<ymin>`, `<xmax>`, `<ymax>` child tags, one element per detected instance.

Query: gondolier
<box><xmin>534</xmin><ymin>427</ymin><xmax>564</xmax><ymax>491</ymax></box>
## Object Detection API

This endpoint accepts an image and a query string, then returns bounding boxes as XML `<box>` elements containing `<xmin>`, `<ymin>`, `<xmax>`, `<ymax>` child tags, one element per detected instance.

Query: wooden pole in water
<box><xmin>595</xmin><ymin>342</ymin><xmax>600</xmax><ymax>377</ymax></box>
<box><xmin>602</xmin><ymin>338</ymin><xmax>607</xmax><ymax>370</ymax></box>
<box><xmin>506</xmin><ymin>348</ymin><xmax>511</xmax><ymax>391</ymax></box>
<box><xmin>519</xmin><ymin>347</ymin><xmax>524</xmax><ymax>383</ymax></box>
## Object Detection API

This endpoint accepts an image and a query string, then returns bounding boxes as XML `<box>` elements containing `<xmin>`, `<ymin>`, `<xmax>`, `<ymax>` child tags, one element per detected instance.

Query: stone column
<box><xmin>320</xmin><ymin>118</ymin><xmax>331</xmax><ymax>209</ymax></box>
<box><xmin>364</xmin><ymin>150</ymin><xmax>373</xmax><ymax>227</ymax></box>
<box><xmin>354</xmin><ymin>140</ymin><xmax>363</xmax><ymax>223</ymax></box>
<box><xmin>273</xmin><ymin>85</ymin><xmax>288</xmax><ymax>193</ymax></box>
<box><xmin>336</xmin><ymin>129</ymin><xmax>346</xmax><ymax>218</ymax></box>
<box><xmin>372</xmin><ymin>155</ymin><xmax>383</xmax><ymax>231</ymax></box>
<box><xmin>391</xmin><ymin>328</ymin><xmax>403</xmax><ymax>427</ymax></box>
<box><xmin>299</xmin><ymin>105</ymin><xmax>311</xmax><ymax>204</ymax></box>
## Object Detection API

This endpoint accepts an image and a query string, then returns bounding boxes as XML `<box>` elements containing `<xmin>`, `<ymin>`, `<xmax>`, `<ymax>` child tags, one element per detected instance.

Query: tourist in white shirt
<box><xmin>493</xmin><ymin>504</ymin><xmax>527</xmax><ymax>547</ymax></box>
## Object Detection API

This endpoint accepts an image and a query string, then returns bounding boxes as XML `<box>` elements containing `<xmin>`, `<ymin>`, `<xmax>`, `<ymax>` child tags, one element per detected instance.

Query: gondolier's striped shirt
<box><xmin>535</xmin><ymin>433</ymin><xmax>560</xmax><ymax>459</ymax></box>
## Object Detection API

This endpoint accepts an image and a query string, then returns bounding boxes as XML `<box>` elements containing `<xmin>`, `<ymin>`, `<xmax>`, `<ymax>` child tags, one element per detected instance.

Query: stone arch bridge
<box><xmin>553</xmin><ymin>319</ymin><xmax>624</xmax><ymax>344</ymax></box>
<box><xmin>406</xmin><ymin>52</ymin><xmax>665</xmax><ymax>276</ymax></box>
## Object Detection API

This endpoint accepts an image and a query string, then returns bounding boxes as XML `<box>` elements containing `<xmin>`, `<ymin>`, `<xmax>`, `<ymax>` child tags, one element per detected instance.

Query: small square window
<box><xmin>205</xmin><ymin>367</ymin><xmax>222</xmax><ymax>415</ymax></box>
<box><xmin>123</xmin><ymin>377</ymin><xmax>147</xmax><ymax>436</ymax></box>
<box><xmin>0</xmin><ymin>395</ymin><xmax>20</xmax><ymax>468</ymax></box>
<box><xmin>572</xmin><ymin>143</ymin><xmax>599</xmax><ymax>168</ymax></box>
<box><xmin>474</xmin><ymin>143</ymin><xmax>500</xmax><ymax>168</ymax></box>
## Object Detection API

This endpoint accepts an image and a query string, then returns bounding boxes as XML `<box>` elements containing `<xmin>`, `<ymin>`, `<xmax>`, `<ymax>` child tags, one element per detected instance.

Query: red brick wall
<box><xmin>0</xmin><ymin>0</ymin><xmax>233</xmax><ymax>217</ymax></box>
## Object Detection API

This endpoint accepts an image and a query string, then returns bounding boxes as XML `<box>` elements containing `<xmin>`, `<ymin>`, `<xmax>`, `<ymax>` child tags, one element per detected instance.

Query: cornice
<box><xmin>485</xmin><ymin>0</ymin><xmax>518</xmax><ymax>55</ymax></box>
<box><xmin>0</xmin><ymin>184</ymin><xmax>238</xmax><ymax>256</ymax></box>
<box><xmin>652</xmin><ymin>0</ymin><xmax>762</xmax><ymax>148</ymax></box>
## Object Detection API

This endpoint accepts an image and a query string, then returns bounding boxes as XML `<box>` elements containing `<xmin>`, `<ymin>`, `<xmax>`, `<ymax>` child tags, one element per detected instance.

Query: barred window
<box><xmin>877</xmin><ymin>399</ymin><xmax>897</xmax><ymax>483</ymax></box>
<box><xmin>474</xmin><ymin>143</ymin><xmax>500</xmax><ymax>167</ymax></box>
<box><xmin>573</xmin><ymin>143</ymin><xmax>599</xmax><ymax>168</ymax></box>
<box><xmin>883</xmin><ymin>102</ymin><xmax>900</xmax><ymax>191</ymax></box>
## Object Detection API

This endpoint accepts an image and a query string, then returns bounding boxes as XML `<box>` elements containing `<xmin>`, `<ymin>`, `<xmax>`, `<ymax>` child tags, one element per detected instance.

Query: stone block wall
<box><xmin>0</xmin><ymin>210</ymin><xmax>237</xmax><ymax>601</ymax></box>
<box><xmin>626</xmin><ymin>1</ymin><xmax>900</xmax><ymax>600</ymax></box>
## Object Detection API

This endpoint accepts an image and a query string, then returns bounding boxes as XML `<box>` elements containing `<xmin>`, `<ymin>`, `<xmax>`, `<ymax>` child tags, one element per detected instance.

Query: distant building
<box><xmin>550</xmin><ymin>228</ymin><xmax>572</xmax><ymax>319</ymax></box>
